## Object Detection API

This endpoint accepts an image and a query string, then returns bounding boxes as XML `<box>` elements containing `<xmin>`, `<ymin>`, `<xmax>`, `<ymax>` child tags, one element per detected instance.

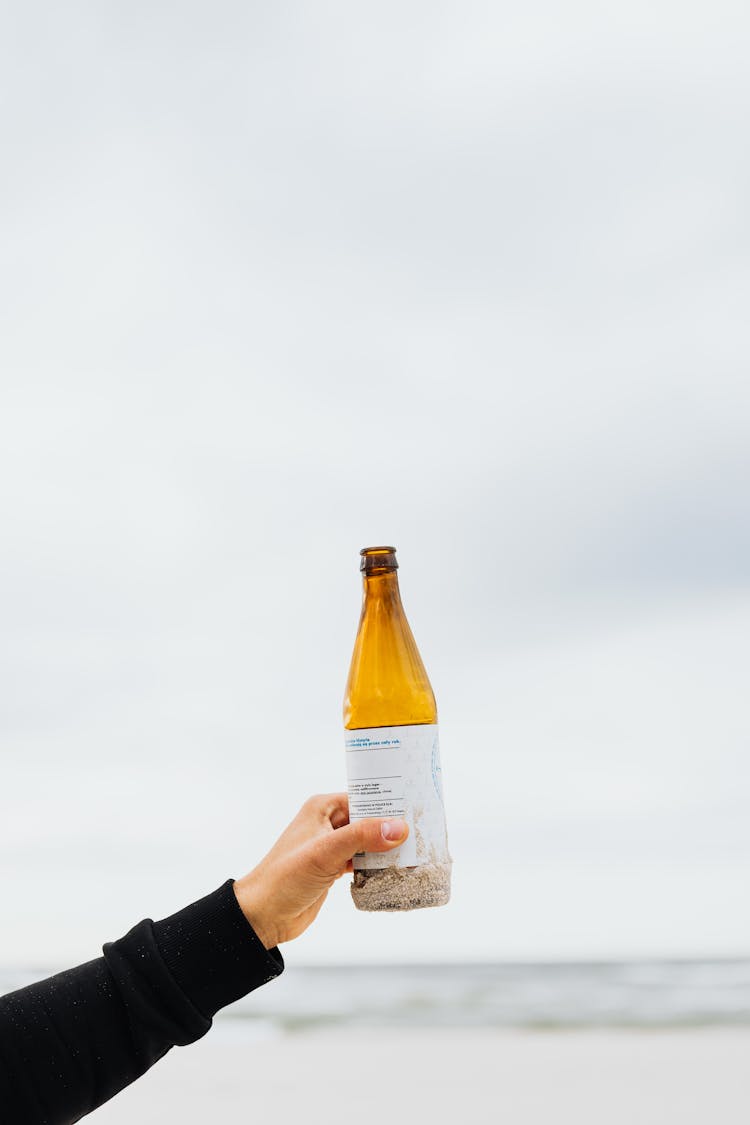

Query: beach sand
<box><xmin>90</xmin><ymin>1027</ymin><xmax>750</xmax><ymax>1124</ymax></box>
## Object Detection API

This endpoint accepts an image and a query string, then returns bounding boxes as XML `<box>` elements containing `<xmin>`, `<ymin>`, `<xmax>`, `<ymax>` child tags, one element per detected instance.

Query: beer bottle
<box><xmin>344</xmin><ymin>546</ymin><xmax>451</xmax><ymax>911</ymax></box>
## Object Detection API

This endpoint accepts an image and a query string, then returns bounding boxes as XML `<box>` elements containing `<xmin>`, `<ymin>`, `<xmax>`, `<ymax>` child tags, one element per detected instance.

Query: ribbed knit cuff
<box><xmin>152</xmin><ymin>880</ymin><xmax>284</xmax><ymax>1020</ymax></box>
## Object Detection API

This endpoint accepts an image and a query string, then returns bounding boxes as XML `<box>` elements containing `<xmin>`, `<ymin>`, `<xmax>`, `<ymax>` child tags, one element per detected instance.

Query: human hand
<box><xmin>233</xmin><ymin>793</ymin><xmax>408</xmax><ymax>949</ymax></box>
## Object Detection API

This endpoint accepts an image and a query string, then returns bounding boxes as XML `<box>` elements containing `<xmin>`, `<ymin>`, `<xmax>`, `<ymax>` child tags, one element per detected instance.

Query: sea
<box><xmin>3</xmin><ymin>961</ymin><xmax>750</xmax><ymax>1041</ymax></box>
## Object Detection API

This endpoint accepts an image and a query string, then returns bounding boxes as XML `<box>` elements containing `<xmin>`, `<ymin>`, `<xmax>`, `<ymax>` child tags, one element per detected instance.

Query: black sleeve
<box><xmin>0</xmin><ymin>880</ymin><xmax>284</xmax><ymax>1124</ymax></box>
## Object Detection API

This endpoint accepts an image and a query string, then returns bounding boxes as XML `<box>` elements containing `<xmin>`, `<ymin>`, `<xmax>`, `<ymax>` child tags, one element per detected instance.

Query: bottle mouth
<box><xmin>360</xmin><ymin>545</ymin><xmax>398</xmax><ymax>573</ymax></box>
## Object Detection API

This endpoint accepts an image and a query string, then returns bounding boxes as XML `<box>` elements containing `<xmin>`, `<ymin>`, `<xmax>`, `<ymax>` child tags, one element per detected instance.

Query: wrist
<box><xmin>232</xmin><ymin>876</ymin><xmax>278</xmax><ymax>951</ymax></box>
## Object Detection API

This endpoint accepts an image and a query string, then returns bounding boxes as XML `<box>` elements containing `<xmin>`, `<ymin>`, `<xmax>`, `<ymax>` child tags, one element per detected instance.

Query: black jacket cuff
<box><xmin>151</xmin><ymin>879</ymin><xmax>284</xmax><ymax>1020</ymax></box>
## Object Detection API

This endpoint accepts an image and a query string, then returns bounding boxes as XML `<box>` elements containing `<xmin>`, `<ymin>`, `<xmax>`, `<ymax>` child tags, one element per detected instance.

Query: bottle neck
<box><xmin>346</xmin><ymin>561</ymin><xmax>436</xmax><ymax>729</ymax></box>
<box><xmin>362</xmin><ymin>568</ymin><xmax>403</xmax><ymax>606</ymax></box>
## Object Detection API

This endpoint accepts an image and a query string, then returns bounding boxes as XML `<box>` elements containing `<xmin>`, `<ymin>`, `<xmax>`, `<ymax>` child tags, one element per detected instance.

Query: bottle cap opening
<box><xmin>360</xmin><ymin>545</ymin><xmax>398</xmax><ymax>573</ymax></box>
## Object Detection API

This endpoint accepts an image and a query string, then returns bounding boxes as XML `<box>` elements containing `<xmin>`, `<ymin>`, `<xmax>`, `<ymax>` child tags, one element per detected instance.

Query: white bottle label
<box><xmin>344</xmin><ymin>723</ymin><xmax>449</xmax><ymax>870</ymax></box>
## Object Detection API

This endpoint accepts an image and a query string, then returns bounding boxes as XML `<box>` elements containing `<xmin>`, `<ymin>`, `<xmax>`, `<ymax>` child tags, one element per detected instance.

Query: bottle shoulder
<box><xmin>344</xmin><ymin>694</ymin><xmax>437</xmax><ymax>730</ymax></box>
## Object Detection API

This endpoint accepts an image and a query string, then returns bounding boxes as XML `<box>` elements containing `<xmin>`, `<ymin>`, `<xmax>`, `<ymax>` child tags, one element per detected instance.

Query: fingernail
<box><xmin>381</xmin><ymin>819</ymin><xmax>407</xmax><ymax>842</ymax></box>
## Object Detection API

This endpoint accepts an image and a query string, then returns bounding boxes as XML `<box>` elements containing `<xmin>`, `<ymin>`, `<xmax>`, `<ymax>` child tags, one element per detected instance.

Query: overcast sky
<box><xmin>1</xmin><ymin>1</ymin><xmax>749</xmax><ymax>965</ymax></box>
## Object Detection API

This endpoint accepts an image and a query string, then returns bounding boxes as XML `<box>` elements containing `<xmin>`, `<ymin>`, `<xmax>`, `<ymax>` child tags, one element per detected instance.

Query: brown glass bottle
<box><xmin>344</xmin><ymin>546</ymin><xmax>451</xmax><ymax>911</ymax></box>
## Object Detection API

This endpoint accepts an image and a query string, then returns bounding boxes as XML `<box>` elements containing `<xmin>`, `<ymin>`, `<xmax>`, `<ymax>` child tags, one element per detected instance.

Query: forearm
<box><xmin>0</xmin><ymin>881</ymin><xmax>283</xmax><ymax>1123</ymax></box>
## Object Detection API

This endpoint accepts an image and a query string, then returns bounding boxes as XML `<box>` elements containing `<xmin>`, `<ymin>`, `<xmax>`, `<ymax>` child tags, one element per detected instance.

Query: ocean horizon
<box><xmin>4</xmin><ymin>960</ymin><xmax>750</xmax><ymax>1039</ymax></box>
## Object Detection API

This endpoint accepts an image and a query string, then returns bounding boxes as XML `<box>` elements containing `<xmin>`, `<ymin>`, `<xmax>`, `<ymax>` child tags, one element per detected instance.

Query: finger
<box><xmin>308</xmin><ymin>817</ymin><xmax>408</xmax><ymax>875</ymax></box>
<box><xmin>302</xmin><ymin>792</ymin><xmax>350</xmax><ymax>825</ymax></box>
<box><xmin>330</xmin><ymin>806</ymin><xmax>349</xmax><ymax>830</ymax></box>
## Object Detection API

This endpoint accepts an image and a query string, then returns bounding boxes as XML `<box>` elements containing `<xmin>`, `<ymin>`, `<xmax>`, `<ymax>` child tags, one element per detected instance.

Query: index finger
<box><xmin>304</xmin><ymin>792</ymin><xmax>350</xmax><ymax>829</ymax></box>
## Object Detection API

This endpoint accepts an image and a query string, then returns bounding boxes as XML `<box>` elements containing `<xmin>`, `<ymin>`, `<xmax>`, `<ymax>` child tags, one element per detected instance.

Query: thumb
<box><xmin>311</xmin><ymin>817</ymin><xmax>409</xmax><ymax>875</ymax></box>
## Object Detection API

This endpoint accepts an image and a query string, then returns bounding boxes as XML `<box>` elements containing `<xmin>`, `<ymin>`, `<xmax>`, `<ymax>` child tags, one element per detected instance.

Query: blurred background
<box><xmin>1</xmin><ymin>1</ymin><xmax>749</xmax><ymax>1121</ymax></box>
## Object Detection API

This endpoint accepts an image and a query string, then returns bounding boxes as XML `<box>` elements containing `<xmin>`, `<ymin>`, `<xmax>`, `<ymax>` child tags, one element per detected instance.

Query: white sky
<box><xmin>1</xmin><ymin>1</ymin><xmax>749</xmax><ymax>965</ymax></box>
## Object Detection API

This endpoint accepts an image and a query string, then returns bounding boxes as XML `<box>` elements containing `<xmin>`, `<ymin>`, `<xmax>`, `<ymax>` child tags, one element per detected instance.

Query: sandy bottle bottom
<box><xmin>351</xmin><ymin>863</ymin><xmax>452</xmax><ymax>912</ymax></box>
